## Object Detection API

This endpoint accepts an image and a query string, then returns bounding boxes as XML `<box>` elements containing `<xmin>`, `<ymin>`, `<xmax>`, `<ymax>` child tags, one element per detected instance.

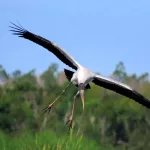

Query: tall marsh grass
<box><xmin>0</xmin><ymin>130</ymin><xmax>115</xmax><ymax>150</ymax></box>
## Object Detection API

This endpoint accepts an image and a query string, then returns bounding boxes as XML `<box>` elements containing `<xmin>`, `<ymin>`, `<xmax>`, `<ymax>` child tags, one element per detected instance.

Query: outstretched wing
<box><xmin>92</xmin><ymin>74</ymin><xmax>150</xmax><ymax>108</ymax></box>
<box><xmin>9</xmin><ymin>22</ymin><xmax>81</xmax><ymax>70</ymax></box>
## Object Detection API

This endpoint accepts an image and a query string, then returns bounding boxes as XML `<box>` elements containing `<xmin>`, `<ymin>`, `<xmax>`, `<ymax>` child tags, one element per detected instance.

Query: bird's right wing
<box><xmin>9</xmin><ymin>22</ymin><xmax>81</xmax><ymax>70</ymax></box>
<box><xmin>92</xmin><ymin>74</ymin><xmax>150</xmax><ymax>108</ymax></box>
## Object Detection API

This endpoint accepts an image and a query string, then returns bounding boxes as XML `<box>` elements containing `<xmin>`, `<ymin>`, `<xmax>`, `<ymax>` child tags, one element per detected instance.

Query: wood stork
<box><xmin>9</xmin><ymin>22</ymin><xmax>150</xmax><ymax>129</ymax></box>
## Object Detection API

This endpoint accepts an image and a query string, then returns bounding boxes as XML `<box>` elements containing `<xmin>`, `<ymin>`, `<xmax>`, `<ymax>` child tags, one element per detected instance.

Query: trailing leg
<box><xmin>42</xmin><ymin>82</ymin><xmax>72</xmax><ymax>115</ymax></box>
<box><xmin>66</xmin><ymin>91</ymin><xmax>79</xmax><ymax>129</ymax></box>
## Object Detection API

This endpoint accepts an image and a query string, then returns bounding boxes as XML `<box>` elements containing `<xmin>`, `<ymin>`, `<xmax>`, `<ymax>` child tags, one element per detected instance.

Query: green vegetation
<box><xmin>0</xmin><ymin>62</ymin><xmax>150</xmax><ymax>150</ymax></box>
<box><xmin>0</xmin><ymin>130</ymin><xmax>115</xmax><ymax>150</ymax></box>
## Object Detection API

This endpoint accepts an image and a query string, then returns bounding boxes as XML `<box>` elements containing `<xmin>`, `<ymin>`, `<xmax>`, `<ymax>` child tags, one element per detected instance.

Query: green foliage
<box><xmin>0</xmin><ymin>65</ymin><xmax>9</xmax><ymax>82</ymax></box>
<box><xmin>113</xmin><ymin>61</ymin><xmax>127</xmax><ymax>82</ymax></box>
<box><xmin>0</xmin><ymin>62</ymin><xmax>150</xmax><ymax>149</ymax></box>
<box><xmin>0</xmin><ymin>130</ymin><xmax>114</xmax><ymax>150</ymax></box>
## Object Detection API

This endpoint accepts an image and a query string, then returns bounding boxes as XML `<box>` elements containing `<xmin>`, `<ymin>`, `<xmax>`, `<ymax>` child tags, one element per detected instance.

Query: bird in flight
<box><xmin>9</xmin><ymin>22</ymin><xmax>150</xmax><ymax>129</ymax></box>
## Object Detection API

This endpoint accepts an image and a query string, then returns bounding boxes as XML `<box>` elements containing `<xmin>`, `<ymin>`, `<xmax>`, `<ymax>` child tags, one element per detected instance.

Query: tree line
<box><xmin>0</xmin><ymin>62</ymin><xmax>150</xmax><ymax>150</ymax></box>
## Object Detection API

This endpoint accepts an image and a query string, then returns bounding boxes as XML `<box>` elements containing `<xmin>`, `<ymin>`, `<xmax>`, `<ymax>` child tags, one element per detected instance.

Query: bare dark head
<box><xmin>78</xmin><ymin>83</ymin><xmax>85</xmax><ymax>110</ymax></box>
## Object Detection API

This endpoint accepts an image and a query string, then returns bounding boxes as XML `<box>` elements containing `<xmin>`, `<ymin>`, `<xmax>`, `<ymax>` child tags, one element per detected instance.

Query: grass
<box><xmin>0</xmin><ymin>129</ymin><xmax>116</xmax><ymax>150</ymax></box>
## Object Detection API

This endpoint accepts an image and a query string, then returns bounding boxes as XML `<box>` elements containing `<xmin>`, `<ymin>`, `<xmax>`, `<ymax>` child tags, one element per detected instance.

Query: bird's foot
<box><xmin>42</xmin><ymin>104</ymin><xmax>53</xmax><ymax>115</ymax></box>
<box><xmin>66</xmin><ymin>116</ymin><xmax>73</xmax><ymax>130</ymax></box>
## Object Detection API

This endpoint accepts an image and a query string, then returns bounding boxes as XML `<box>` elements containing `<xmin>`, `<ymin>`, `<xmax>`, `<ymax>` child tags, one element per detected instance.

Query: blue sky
<box><xmin>0</xmin><ymin>0</ymin><xmax>150</xmax><ymax>76</ymax></box>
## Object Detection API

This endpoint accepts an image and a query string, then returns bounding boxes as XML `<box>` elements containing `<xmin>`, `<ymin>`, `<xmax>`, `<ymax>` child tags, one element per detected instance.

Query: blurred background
<box><xmin>0</xmin><ymin>0</ymin><xmax>150</xmax><ymax>149</ymax></box>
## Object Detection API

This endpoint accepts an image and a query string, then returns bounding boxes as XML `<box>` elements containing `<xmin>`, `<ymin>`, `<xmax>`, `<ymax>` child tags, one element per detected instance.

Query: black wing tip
<box><xmin>9</xmin><ymin>21</ymin><xmax>27</xmax><ymax>37</ymax></box>
<box><xmin>132</xmin><ymin>90</ymin><xmax>150</xmax><ymax>109</ymax></box>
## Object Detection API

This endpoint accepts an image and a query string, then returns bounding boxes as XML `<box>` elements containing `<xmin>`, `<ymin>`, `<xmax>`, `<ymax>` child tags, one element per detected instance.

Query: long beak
<box><xmin>80</xmin><ymin>90</ymin><xmax>85</xmax><ymax>110</ymax></box>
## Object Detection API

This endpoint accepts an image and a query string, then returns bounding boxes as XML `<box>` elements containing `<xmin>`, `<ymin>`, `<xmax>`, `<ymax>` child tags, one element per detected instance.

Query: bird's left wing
<box><xmin>9</xmin><ymin>22</ymin><xmax>81</xmax><ymax>70</ymax></box>
<box><xmin>92</xmin><ymin>74</ymin><xmax>150</xmax><ymax>108</ymax></box>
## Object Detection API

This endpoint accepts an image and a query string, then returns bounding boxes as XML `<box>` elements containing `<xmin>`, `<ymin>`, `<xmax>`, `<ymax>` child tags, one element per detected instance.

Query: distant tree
<box><xmin>12</xmin><ymin>70</ymin><xmax>22</xmax><ymax>79</ymax></box>
<box><xmin>40</xmin><ymin>63</ymin><xmax>58</xmax><ymax>93</ymax></box>
<box><xmin>138</xmin><ymin>72</ymin><xmax>149</xmax><ymax>83</ymax></box>
<box><xmin>112</xmin><ymin>61</ymin><xmax>127</xmax><ymax>82</ymax></box>
<box><xmin>0</xmin><ymin>65</ymin><xmax>9</xmax><ymax>82</ymax></box>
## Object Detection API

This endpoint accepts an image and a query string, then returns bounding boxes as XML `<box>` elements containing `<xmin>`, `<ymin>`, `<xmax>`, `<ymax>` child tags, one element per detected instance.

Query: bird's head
<box><xmin>78</xmin><ymin>83</ymin><xmax>85</xmax><ymax>110</ymax></box>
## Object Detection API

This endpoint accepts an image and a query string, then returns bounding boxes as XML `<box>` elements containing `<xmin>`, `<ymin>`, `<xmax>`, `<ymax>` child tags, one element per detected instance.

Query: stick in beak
<box><xmin>80</xmin><ymin>90</ymin><xmax>85</xmax><ymax>110</ymax></box>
